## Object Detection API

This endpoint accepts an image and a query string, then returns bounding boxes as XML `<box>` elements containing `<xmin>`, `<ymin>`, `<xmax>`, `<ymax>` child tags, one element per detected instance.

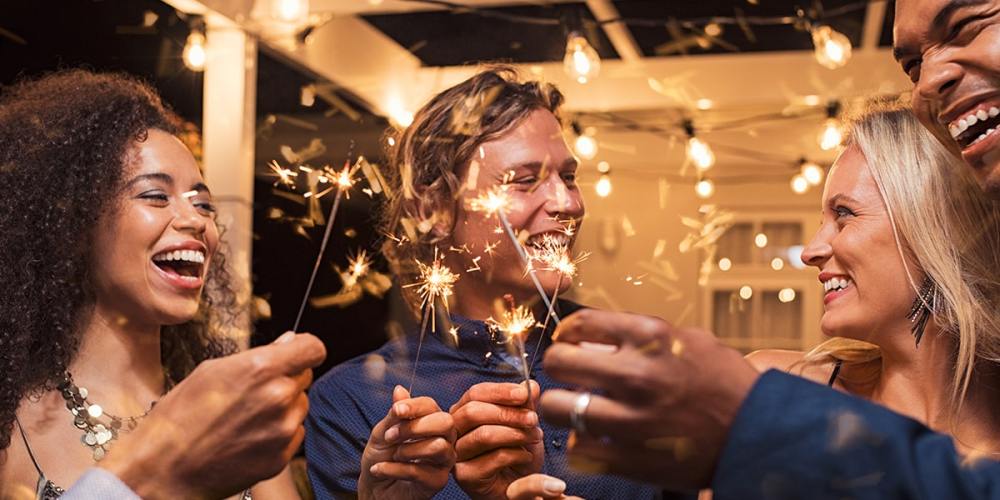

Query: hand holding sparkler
<box><xmin>359</xmin><ymin>385</ymin><xmax>457</xmax><ymax>500</ymax></box>
<box><xmin>507</xmin><ymin>474</ymin><xmax>583</xmax><ymax>500</ymax></box>
<box><xmin>449</xmin><ymin>381</ymin><xmax>544</xmax><ymax>500</ymax></box>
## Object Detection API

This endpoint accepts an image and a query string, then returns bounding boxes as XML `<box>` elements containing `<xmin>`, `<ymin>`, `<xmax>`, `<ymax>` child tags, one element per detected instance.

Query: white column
<box><xmin>202</xmin><ymin>16</ymin><xmax>257</xmax><ymax>345</ymax></box>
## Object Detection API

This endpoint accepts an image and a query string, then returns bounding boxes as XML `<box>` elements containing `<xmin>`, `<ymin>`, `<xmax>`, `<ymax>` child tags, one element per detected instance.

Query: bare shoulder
<box><xmin>745</xmin><ymin>349</ymin><xmax>837</xmax><ymax>385</ymax></box>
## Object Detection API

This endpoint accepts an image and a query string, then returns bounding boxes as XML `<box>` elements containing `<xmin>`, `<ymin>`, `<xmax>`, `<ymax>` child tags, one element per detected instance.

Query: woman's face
<box><xmin>91</xmin><ymin>129</ymin><xmax>219</xmax><ymax>328</ymax></box>
<box><xmin>450</xmin><ymin>108</ymin><xmax>585</xmax><ymax>303</ymax></box>
<box><xmin>802</xmin><ymin>145</ymin><xmax>917</xmax><ymax>341</ymax></box>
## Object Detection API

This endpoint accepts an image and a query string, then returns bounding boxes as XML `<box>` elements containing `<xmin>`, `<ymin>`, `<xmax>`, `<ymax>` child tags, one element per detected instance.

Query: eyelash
<box><xmin>834</xmin><ymin>205</ymin><xmax>855</xmax><ymax>219</ymax></box>
<box><xmin>947</xmin><ymin>14</ymin><xmax>988</xmax><ymax>42</ymax></box>
<box><xmin>139</xmin><ymin>192</ymin><xmax>217</xmax><ymax>213</ymax></box>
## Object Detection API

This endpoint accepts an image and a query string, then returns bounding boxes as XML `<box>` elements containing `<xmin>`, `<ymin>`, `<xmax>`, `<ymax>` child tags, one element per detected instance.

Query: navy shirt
<box><xmin>305</xmin><ymin>301</ymin><xmax>660</xmax><ymax>499</ymax></box>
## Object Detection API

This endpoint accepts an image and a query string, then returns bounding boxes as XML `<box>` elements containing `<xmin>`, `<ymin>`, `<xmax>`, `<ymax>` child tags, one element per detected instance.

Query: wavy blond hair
<box><xmin>803</xmin><ymin>98</ymin><xmax>1000</xmax><ymax>408</ymax></box>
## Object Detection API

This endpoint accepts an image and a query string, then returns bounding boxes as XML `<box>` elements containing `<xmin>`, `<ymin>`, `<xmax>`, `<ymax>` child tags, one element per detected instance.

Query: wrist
<box><xmin>100</xmin><ymin>438</ymin><xmax>197</xmax><ymax>499</ymax></box>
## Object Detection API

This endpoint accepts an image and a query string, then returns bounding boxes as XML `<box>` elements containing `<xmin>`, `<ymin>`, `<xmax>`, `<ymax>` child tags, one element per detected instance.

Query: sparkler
<box><xmin>527</xmin><ymin>234</ymin><xmax>588</xmax><ymax>371</ymax></box>
<box><xmin>469</xmin><ymin>185</ymin><xmax>560</xmax><ymax>326</ymax></box>
<box><xmin>403</xmin><ymin>248</ymin><xmax>460</xmax><ymax>392</ymax></box>
<box><xmin>487</xmin><ymin>297</ymin><xmax>539</xmax><ymax>390</ymax></box>
<box><xmin>291</xmin><ymin>157</ymin><xmax>359</xmax><ymax>333</ymax></box>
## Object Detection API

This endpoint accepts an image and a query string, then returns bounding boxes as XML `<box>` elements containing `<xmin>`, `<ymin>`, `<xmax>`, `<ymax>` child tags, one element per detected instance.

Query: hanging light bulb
<box><xmin>818</xmin><ymin>102</ymin><xmax>843</xmax><ymax>151</ymax></box>
<box><xmin>811</xmin><ymin>24</ymin><xmax>852</xmax><ymax>69</ymax></box>
<box><xmin>684</xmin><ymin>120</ymin><xmax>715</xmax><ymax>171</ymax></box>
<box><xmin>695</xmin><ymin>178</ymin><xmax>715</xmax><ymax>199</ymax></box>
<box><xmin>273</xmin><ymin>0</ymin><xmax>309</xmax><ymax>23</ymax></box>
<box><xmin>572</xmin><ymin>122</ymin><xmax>598</xmax><ymax>160</ymax></box>
<box><xmin>800</xmin><ymin>159</ymin><xmax>825</xmax><ymax>186</ymax></box>
<box><xmin>595</xmin><ymin>175</ymin><xmax>612</xmax><ymax>197</ymax></box>
<box><xmin>183</xmin><ymin>30</ymin><xmax>207</xmax><ymax>72</ymax></box>
<box><xmin>791</xmin><ymin>174</ymin><xmax>810</xmax><ymax>194</ymax></box>
<box><xmin>564</xmin><ymin>32</ymin><xmax>601</xmax><ymax>84</ymax></box>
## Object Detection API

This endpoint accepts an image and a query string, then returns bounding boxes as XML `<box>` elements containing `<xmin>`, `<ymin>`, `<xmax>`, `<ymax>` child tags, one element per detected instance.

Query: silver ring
<box><xmin>569</xmin><ymin>391</ymin><xmax>592</xmax><ymax>436</ymax></box>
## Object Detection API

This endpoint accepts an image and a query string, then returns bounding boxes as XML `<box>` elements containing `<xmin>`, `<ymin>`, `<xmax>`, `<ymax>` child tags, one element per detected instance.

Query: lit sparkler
<box><xmin>268</xmin><ymin>160</ymin><xmax>298</xmax><ymax>189</ymax></box>
<box><xmin>527</xmin><ymin>234</ymin><xmax>588</xmax><ymax>372</ymax></box>
<box><xmin>468</xmin><ymin>185</ymin><xmax>559</xmax><ymax>326</ymax></box>
<box><xmin>488</xmin><ymin>298</ymin><xmax>539</xmax><ymax>389</ymax></box>
<box><xmin>403</xmin><ymin>248</ymin><xmax>460</xmax><ymax>392</ymax></box>
<box><xmin>292</xmin><ymin>156</ymin><xmax>360</xmax><ymax>333</ymax></box>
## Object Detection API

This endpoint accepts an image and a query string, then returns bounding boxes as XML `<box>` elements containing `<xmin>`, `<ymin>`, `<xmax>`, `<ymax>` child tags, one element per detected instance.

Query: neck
<box><xmin>67</xmin><ymin>301</ymin><xmax>165</xmax><ymax>411</ymax></box>
<box><xmin>450</xmin><ymin>278</ymin><xmax>539</xmax><ymax>322</ymax></box>
<box><xmin>871</xmin><ymin>323</ymin><xmax>1000</xmax><ymax>453</ymax></box>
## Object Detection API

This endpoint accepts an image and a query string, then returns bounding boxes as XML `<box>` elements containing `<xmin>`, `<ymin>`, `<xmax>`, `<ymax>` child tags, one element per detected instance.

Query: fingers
<box><xmin>541</xmin><ymin>344</ymin><xmax>633</xmax><ymax>395</ymax></box>
<box><xmin>553</xmin><ymin>309</ymin><xmax>666</xmax><ymax>348</ymax></box>
<box><xmin>455</xmin><ymin>425</ymin><xmax>543</xmax><ymax>461</ymax></box>
<box><xmin>451</xmin><ymin>400</ymin><xmax>539</xmax><ymax>436</ymax></box>
<box><xmin>384</xmin><ymin>411</ymin><xmax>456</xmax><ymax>445</ymax></box>
<box><xmin>370</xmin><ymin>390</ymin><xmax>447</xmax><ymax>445</ymax></box>
<box><xmin>392</xmin><ymin>436</ymin><xmax>456</xmax><ymax>465</ymax></box>
<box><xmin>450</xmin><ymin>381</ymin><xmax>540</xmax><ymax>413</ymax></box>
<box><xmin>368</xmin><ymin>461</ymin><xmax>450</xmax><ymax>489</ymax></box>
<box><xmin>539</xmin><ymin>389</ymin><xmax>647</xmax><ymax>443</ymax></box>
<box><xmin>454</xmin><ymin>447</ymin><xmax>535</xmax><ymax>477</ymax></box>
<box><xmin>267</xmin><ymin>332</ymin><xmax>328</xmax><ymax>375</ymax></box>
<box><xmin>507</xmin><ymin>474</ymin><xmax>571</xmax><ymax>500</ymax></box>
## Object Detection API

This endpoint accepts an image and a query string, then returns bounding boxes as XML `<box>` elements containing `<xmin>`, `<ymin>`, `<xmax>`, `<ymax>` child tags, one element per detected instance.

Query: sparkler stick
<box><xmin>470</xmin><ymin>186</ymin><xmax>559</xmax><ymax>326</ymax></box>
<box><xmin>292</xmin><ymin>160</ymin><xmax>357</xmax><ymax>333</ymax></box>
<box><xmin>403</xmin><ymin>249</ymin><xmax>459</xmax><ymax>392</ymax></box>
<box><xmin>488</xmin><ymin>297</ymin><xmax>538</xmax><ymax>391</ymax></box>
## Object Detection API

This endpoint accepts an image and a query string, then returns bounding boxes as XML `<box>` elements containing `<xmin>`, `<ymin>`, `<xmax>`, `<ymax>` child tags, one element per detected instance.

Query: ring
<box><xmin>569</xmin><ymin>391</ymin><xmax>592</xmax><ymax>436</ymax></box>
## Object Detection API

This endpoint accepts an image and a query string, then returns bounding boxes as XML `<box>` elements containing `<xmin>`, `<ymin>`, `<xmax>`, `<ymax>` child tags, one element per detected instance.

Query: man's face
<box><xmin>895</xmin><ymin>0</ymin><xmax>1000</xmax><ymax>197</ymax></box>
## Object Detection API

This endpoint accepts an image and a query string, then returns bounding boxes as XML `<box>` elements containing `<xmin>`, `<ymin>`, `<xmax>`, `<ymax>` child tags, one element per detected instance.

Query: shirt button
<box><xmin>551</xmin><ymin>438</ymin><xmax>562</xmax><ymax>449</ymax></box>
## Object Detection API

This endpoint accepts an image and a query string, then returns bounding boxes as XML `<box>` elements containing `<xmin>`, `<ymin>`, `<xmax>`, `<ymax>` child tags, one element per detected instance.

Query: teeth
<box><xmin>971</xmin><ymin>128</ymin><xmax>997</xmax><ymax>147</ymax></box>
<box><xmin>949</xmin><ymin>107</ymin><xmax>1000</xmax><ymax>140</ymax></box>
<box><xmin>991</xmin><ymin>107</ymin><xmax>1000</xmax><ymax>118</ymax></box>
<box><xmin>822</xmin><ymin>277</ymin><xmax>852</xmax><ymax>292</ymax></box>
<box><xmin>153</xmin><ymin>249</ymin><xmax>206</xmax><ymax>264</ymax></box>
<box><xmin>978</xmin><ymin>109</ymin><xmax>989</xmax><ymax>121</ymax></box>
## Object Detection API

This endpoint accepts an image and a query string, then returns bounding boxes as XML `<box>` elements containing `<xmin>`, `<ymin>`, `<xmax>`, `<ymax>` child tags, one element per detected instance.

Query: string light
<box><xmin>771</xmin><ymin>257</ymin><xmax>785</xmax><ymax>271</ymax></box>
<box><xmin>572</xmin><ymin>122</ymin><xmax>598</xmax><ymax>160</ymax></box>
<box><xmin>684</xmin><ymin>120</ymin><xmax>715</xmax><ymax>171</ymax></box>
<box><xmin>595</xmin><ymin>161</ymin><xmax>612</xmax><ymax>197</ymax></box>
<box><xmin>739</xmin><ymin>285</ymin><xmax>754</xmax><ymax>300</ymax></box>
<box><xmin>778</xmin><ymin>288</ymin><xmax>797</xmax><ymax>303</ymax></box>
<box><xmin>272</xmin><ymin>0</ymin><xmax>309</xmax><ymax>23</ymax></box>
<box><xmin>563</xmin><ymin>32</ymin><xmax>601</xmax><ymax>84</ymax></box>
<box><xmin>811</xmin><ymin>24</ymin><xmax>852</xmax><ymax>69</ymax></box>
<box><xmin>818</xmin><ymin>102</ymin><xmax>844</xmax><ymax>151</ymax></box>
<box><xmin>754</xmin><ymin>233</ymin><xmax>768</xmax><ymax>248</ymax></box>
<box><xmin>696</xmin><ymin>98</ymin><xmax>714</xmax><ymax>110</ymax></box>
<box><xmin>182</xmin><ymin>30</ymin><xmax>206</xmax><ymax>72</ymax></box>
<box><xmin>800</xmin><ymin>158</ymin><xmax>825</xmax><ymax>186</ymax></box>
<box><xmin>695</xmin><ymin>178</ymin><xmax>715</xmax><ymax>199</ymax></box>
<box><xmin>791</xmin><ymin>174</ymin><xmax>810</xmax><ymax>194</ymax></box>
<box><xmin>718</xmin><ymin>257</ymin><xmax>732</xmax><ymax>271</ymax></box>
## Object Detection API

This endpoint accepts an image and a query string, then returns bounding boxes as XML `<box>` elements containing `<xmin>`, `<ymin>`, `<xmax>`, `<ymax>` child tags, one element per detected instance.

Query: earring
<box><xmin>906</xmin><ymin>277</ymin><xmax>937</xmax><ymax>347</ymax></box>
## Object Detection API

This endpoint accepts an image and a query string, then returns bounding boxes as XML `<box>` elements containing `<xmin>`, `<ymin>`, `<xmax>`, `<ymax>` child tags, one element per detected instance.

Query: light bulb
<box><xmin>183</xmin><ymin>32</ymin><xmax>206</xmax><ymax>72</ymax></box>
<box><xmin>818</xmin><ymin>118</ymin><xmax>843</xmax><ymax>150</ymax></box>
<box><xmin>811</xmin><ymin>25</ymin><xmax>852</xmax><ymax>69</ymax></box>
<box><xmin>778</xmin><ymin>288</ymin><xmax>797</xmax><ymax>303</ymax></box>
<box><xmin>718</xmin><ymin>257</ymin><xmax>732</xmax><ymax>271</ymax></box>
<box><xmin>574</xmin><ymin>130</ymin><xmax>598</xmax><ymax>160</ymax></box>
<box><xmin>687</xmin><ymin>136</ymin><xmax>715</xmax><ymax>171</ymax></box>
<box><xmin>273</xmin><ymin>0</ymin><xmax>309</xmax><ymax>23</ymax></box>
<box><xmin>771</xmin><ymin>257</ymin><xmax>785</xmax><ymax>271</ymax></box>
<box><xmin>791</xmin><ymin>174</ymin><xmax>810</xmax><ymax>194</ymax></box>
<box><xmin>595</xmin><ymin>174</ymin><xmax>612</xmax><ymax>197</ymax></box>
<box><xmin>739</xmin><ymin>285</ymin><xmax>753</xmax><ymax>300</ymax></box>
<box><xmin>755</xmin><ymin>233</ymin><xmax>768</xmax><ymax>248</ymax></box>
<box><xmin>801</xmin><ymin>161</ymin><xmax>824</xmax><ymax>185</ymax></box>
<box><xmin>695</xmin><ymin>178</ymin><xmax>715</xmax><ymax>199</ymax></box>
<box><xmin>564</xmin><ymin>32</ymin><xmax>601</xmax><ymax>84</ymax></box>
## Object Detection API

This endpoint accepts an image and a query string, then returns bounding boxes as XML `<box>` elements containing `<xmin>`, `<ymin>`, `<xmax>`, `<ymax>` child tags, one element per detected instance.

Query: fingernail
<box><xmin>394</xmin><ymin>402</ymin><xmax>409</xmax><ymax>416</ymax></box>
<box><xmin>543</xmin><ymin>478</ymin><xmax>566</xmax><ymax>495</ymax></box>
<box><xmin>369</xmin><ymin>464</ymin><xmax>380</xmax><ymax>475</ymax></box>
<box><xmin>526</xmin><ymin>411</ymin><xmax>538</xmax><ymax>426</ymax></box>
<box><xmin>275</xmin><ymin>331</ymin><xmax>295</xmax><ymax>344</ymax></box>
<box><xmin>384</xmin><ymin>426</ymin><xmax>399</xmax><ymax>442</ymax></box>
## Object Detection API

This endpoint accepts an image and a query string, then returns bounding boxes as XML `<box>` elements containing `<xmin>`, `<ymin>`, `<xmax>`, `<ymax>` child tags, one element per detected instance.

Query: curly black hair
<box><xmin>0</xmin><ymin>69</ymin><xmax>240</xmax><ymax>449</ymax></box>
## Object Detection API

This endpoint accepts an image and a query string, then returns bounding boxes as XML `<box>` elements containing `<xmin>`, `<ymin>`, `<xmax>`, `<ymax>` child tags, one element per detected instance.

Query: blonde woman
<box><xmin>749</xmin><ymin>100</ymin><xmax>1000</xmax><ymax>456</ymax></box>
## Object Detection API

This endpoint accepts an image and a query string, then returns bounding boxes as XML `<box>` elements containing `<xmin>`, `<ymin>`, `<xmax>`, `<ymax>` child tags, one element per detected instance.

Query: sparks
<box><xmin>530</xmin><ymin>234</ymin><xmax>588</xmax><ymax>278</ymax></box>
<box><xmin>342</xmin><ymin>249</ymin><xmax>371</xmax><ymax>288</ymax></box>
<box><xmin>469</xmin><ymin>185</ymin><xmax>513</xmax><ymax>218</ymax></box>
<box><xmin>268</xmin><ymin>160</ymin><xmax>298</xmax><ymax>189</ymax></box>
<box><xmin>487</xmin><ymin>304</ymin><xmax>539</xmax><ymax>342</ymax></box>
<box><xmin>404</xmin><ymin>249</ymin><xmax>460</xmax><ymax>311</ymax></box>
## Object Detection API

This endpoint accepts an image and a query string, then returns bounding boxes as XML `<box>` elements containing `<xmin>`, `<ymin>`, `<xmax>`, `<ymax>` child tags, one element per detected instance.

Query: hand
<box><xmin>539</xmin><ymin>309</ymin><xmax>760</xmax><ymax>490</ymax></box>
<box><xmin>506</xmin><ymin>474</ymin><xmax>584</xmax><ymax>500</ymax></box>
<box><xmin>358</xmin><ymin>386</ymin><xmax>456</xmax><ymax>500</ymax></box>
<box><xmin>450</xmin><ymin>381</ymin><xmax>544</xmax><ymax>500</ymax></box>
<box><xmin>100</xmin><ymin>331</ymin><xmax>326</xmax><ymax>500</ymax></box>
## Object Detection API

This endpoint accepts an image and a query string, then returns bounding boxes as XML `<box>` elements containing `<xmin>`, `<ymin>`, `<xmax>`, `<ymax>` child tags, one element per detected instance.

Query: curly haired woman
<box><xmin>0</xmin><ymin>70</ymin><xmax>298</xmax><ymax>499</ymax></box>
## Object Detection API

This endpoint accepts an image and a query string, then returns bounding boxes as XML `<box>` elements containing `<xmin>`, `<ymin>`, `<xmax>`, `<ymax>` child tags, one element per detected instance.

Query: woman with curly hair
<box><xmin>0</xmin><ymin>70</ymin><xmax>299</xmax><ymax>499</ymax></box>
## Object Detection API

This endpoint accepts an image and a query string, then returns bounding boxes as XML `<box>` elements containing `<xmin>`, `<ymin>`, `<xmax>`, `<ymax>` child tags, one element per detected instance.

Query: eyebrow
<box><xmin>127</xmin><ymin>173</ymin><xmax>212</xmax><ymax>195</ymax></box>
<box><xmin>827</xmin><ymin>193</ymin><xmax>861</xmax><ymax>207</ymax></box>
<box><xmin>509</xmin><ymin>158</ymin><xmax>579</xmax><ymax>172</ymax></box>
<box><xmin>894</xmin><ymin>0</ymin><xmax>988</xmax><ymax>61</ymax></box>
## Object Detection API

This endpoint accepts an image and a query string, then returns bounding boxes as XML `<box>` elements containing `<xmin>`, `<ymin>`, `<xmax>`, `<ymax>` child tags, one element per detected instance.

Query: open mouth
<box><xmin>525</xmin><ymin>232</ymin><xmax>572</xmax><ymax>252</ymax></box>
<box><xmin>151</xmin><ymin>249</ymin><xmax>206</xmax><ymax>283</ymax></box>
<box><xmin>949</xmin><ymin>106</ymin><xmax>1000</xmax><ymax>150</ymax></box>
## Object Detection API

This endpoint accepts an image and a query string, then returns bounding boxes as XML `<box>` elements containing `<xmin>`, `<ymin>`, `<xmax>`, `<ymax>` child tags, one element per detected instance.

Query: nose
<box><xmin>541</xmin><ymin>175</ymin><xmax>584</xmax><ymax>219</ymax></box>
<box><xmin>171</xmin><ymin>198</ymin><xmax>209</xmax><ymax>235</ymax></box>
<box><xmin>915</xmin><ymin>54</ymin><xmax>964</xmax><ymax>104</ymax></box>
<box><xmin>801</xmin><ymin>224</ymin><xmax>834</xmax><ymax>268</ymax></box>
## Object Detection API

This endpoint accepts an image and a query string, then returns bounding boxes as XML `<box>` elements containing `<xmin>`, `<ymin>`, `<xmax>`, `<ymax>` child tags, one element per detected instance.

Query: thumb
<box><xmin>393</xmin><ymin>385</ymin><xmax>410</xmax><ymax>403</ymax></box>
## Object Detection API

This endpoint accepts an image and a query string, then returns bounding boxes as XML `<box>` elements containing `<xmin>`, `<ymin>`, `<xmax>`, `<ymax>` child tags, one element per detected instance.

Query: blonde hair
<box><xmin>803</xmin><ymin>98</ymin><xmax>1000</xmax><ymax>408</ymax></box>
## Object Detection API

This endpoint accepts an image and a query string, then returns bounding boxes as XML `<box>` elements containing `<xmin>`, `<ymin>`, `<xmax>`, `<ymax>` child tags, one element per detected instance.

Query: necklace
<box><xmin>57</xmin><ymin>372</ymin><xmax>162</xmax><ymax>461</ymax></box>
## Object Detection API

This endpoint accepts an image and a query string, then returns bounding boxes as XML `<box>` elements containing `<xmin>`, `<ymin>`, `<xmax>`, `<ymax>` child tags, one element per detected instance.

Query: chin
<box><xmin>983</xmin><ymin>168</ymin><xmax>1000</xmax><ymax>201</ymax></box>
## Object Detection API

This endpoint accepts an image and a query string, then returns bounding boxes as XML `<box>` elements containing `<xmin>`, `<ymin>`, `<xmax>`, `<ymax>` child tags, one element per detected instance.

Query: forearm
<box><xmin>713</xmin><ymin>370</ymin><xmax>1000</xmax><ymax>500</ymax></box>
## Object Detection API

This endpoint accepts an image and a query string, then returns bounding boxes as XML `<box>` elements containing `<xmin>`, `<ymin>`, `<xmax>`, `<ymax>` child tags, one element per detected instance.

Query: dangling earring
<box><xmin>906</xmin><ymin>277</ymin><xmax>937</xmax><ymax>347</ymax></box>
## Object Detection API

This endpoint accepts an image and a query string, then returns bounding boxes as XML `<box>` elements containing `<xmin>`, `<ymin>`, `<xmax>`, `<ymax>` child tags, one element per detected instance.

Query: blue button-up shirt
<box><xmin>305</xmin><ymin>301</ymin><xmax>661</xmax><ymax>499</ymax></box>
